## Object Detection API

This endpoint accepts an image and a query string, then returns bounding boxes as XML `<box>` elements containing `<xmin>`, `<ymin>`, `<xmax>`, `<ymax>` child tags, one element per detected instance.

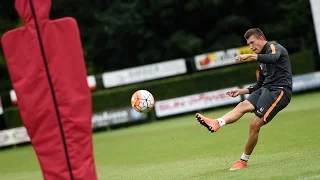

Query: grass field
<box><xmin>1</xmin><ymin>91</ymin><xmax>320</xmax><ymax>180</ymax></box>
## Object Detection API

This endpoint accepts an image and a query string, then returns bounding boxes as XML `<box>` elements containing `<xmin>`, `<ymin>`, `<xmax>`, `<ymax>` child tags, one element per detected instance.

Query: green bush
<box><xmin>3</xmin><ymin>106</ymin><xmax>23</xmax><ymax>128</ymax></box>
<box><xmin>3</xmin><ymin>50</ymin><xmax>315</xmax><ymax>128</ymax></box>
<box><xmin>290</xmin><ymin>50</ymin><xmax>315</xmax><ymax>75</ymax></box>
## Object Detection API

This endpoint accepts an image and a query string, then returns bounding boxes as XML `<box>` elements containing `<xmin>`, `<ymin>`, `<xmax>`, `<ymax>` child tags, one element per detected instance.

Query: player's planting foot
<box><xmin>229</xmin><ymin>160</ymin><xmax>248</xmax><ymax>171</ymax></box>
<box><xmin>195</xmin><ymin>113</ymin><xmax>220</xmax><ymax>133</ymax></box>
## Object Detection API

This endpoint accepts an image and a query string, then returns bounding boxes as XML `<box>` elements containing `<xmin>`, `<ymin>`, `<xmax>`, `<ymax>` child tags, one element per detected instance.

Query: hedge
<box><xmin>2</xmin><ymin>50</ymin><xmax>315</xmax><ymax>128</ymax></box>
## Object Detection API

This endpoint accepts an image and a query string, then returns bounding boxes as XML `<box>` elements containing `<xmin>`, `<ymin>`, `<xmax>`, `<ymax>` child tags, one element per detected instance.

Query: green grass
<box><xmin>1</xmin><ymin>91</ymin><xmax>320</xmax><ymax>180</ymax></box>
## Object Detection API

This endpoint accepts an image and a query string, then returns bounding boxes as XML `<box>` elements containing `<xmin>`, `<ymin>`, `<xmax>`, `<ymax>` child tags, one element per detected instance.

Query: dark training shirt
<box><xmin>248</xmin><ymin>42</ymin><xmax>293</xmax><ymax>98</ymax></box>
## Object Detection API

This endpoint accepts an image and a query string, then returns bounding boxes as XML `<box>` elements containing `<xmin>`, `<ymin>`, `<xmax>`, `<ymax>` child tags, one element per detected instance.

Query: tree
<box><xmin>0</xmin><ymin>0</ymin><xmax>316</xmax><ymax>85</ymax></box>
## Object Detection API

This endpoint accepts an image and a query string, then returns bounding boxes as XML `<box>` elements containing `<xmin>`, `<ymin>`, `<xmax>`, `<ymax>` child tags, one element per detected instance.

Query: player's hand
<box><xmin>235</xmin><ymin>54</ymin><xmax>251</xmax><ymax>62</ymax></box>
<box><xmin>226</xmin><ymin>89</ymin><xmax>241</xmax><ymax>97</ymax></box>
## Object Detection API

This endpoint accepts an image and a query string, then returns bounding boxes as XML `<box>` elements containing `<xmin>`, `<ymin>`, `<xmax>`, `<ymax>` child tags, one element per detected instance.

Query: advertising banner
<box><xmin>292</xmin><ymin>71</ymin><xmax>320</xmax><ymax>92</ymax></box>
<box><xmin>194</xmin><ymin>46</ymin><xmax>255</xmax><ymax>71</ymax></box>
<box><xmin>102</xmin><ymin>59</ymin><xmax>187</xmax><ymax>88</ymax></box>
<box><xmin>0</xmin><ymin>107</ymin><xmax>148</xmax><ymax>147</ymax></box>
<box><xmin>0</xmin><ymin>94</ymin><xmax>3</xmax><ymax>115</ymax></box>
<box><xmin>0</xmin><ymin>127</ymin><xmax>30</xmax><ymax>147</ymax></box>
<box><xmin>155</xmin><ymin>87</ymin><xmax>241</xmax><ymax>118</ymax></box>
<box><xmin>310</xmin><ymin>0</ymin><xmax>320</xmax><ymax>55</ymax></box>
<box><xmin>10</xmin><ymin>89</ymin><xmax>17</xmax><ymax>105</ymax></box>
<box><xmin>92</xmin><ymin>107</ymin><xmax>147</xmax><ymax>129</ymax></box>
<box><xmin>87</xmin><ymin>75</ymin><xmax>97</xmax><ymax>91</ymax></box>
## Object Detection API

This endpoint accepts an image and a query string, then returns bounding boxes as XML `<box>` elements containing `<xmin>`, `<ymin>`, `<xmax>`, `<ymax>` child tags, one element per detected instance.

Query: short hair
<box><xmin>244</xmin><ymin>28</ymin><xmax>266</xmax><ymax>40</ymax></box>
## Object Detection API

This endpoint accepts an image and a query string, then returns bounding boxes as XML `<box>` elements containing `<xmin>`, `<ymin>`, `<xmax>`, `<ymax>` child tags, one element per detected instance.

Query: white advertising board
<box><xmin>87</xmin><ymin>75</ymin><xmax>97</xmax><ymax>90</ymax></box>
<box><xmin>0</xmin><ymin>95</ymin><xmax>3</xmax><ymax>115</ymax></box>
<box><xmin>0</xmin><ymin>127</ymin><xmax>30</xmax><ymax>147</ymax></box>
<box><xmin>310</xmin><ymin>0</ymin><xmax>320</xmax><ymax>55</ymax></box>
<box><xmin>155</xmin><ymin>87</ymin><xmax>241</xmax><ymax>118</ymax></box>
<box><xmin>102</xmin><ymin>59</ymin><xmax>187</xmax><ymax>88</ymax></box>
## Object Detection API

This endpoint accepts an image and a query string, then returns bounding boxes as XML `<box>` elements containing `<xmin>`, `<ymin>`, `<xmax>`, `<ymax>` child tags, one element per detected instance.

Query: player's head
<box><xmin>244</xmin><ymin>28</ymin><xmax>267</xmax><ymax>54</ymax></box>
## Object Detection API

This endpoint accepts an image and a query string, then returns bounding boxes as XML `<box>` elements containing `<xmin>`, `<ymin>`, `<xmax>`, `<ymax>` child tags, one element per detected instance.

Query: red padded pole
<box><xmin>1</xmin><ymin>0</ymin><xmax>98</xmax><ymax>179</ymax></box>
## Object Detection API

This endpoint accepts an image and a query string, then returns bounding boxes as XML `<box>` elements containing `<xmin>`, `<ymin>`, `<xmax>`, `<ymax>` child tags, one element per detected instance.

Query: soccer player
<box><xmin>195</xmin><ymin>28</ymin><xmax>292</xmax><ymax>170</ymax></box>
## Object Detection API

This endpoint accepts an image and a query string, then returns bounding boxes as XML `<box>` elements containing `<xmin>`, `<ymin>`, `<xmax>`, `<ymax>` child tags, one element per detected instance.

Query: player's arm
<box><xmin>235</xmin><ymin>44</ymin><xmax>281</xmax><ymax>64</ymax></box>
<box><xmin>256</xmin><ymin>44</ymin><xmax>282</xmax><ymax>64</ymax></box>
<box><xmin>226</xmin><ymin>88</ymin><xmax>249</xmax><ymax>97</ymax></box>
<box><xmin>226</xmin><ymin>70</ymin><xmax>264</xmax><ymax>97</ymax></box>
<box><xmin>247</xmin><ymin>70</ymin><xmax>265</xmax><ymax>94</ymax></box>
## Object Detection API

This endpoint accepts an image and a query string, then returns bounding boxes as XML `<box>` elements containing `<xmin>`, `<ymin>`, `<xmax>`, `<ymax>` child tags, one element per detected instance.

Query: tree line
<box><xmin>0</xmin><ymin>0</ymin><xmax>317</xmax><ymax>93</ymax></box>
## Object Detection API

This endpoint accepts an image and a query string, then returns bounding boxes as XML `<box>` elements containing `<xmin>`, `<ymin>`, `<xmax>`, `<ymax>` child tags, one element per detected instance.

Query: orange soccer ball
<box><xmin>131</xmin><ymin>90</ymin><xmax>155</xmax><ymax>113</ymax></box>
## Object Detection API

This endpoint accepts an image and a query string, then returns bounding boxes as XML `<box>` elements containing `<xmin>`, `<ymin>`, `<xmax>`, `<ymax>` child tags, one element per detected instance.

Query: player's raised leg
<box><xmin>222</xmin><ymin>100</ymin><xmax>255</xmax><ymax>124</ymax></box>
<box><xmin>195</xmin><ymin>100</ymin><xmax>255</xmax><ymax>133</ymax></box>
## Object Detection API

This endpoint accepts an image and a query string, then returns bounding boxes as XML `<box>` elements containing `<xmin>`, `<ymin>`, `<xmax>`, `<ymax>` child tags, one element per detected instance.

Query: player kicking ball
<box><xmin>195</xmin><ymin>28</ymin><xmax>292</xmax><ymax>170</ymax></box>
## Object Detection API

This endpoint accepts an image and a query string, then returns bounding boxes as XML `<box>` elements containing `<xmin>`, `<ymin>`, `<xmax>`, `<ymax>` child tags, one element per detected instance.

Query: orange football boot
<box><xmin>195</xmin><ymin>113</ymin><xmax>220</xmax><ymax>133</ymax></box>
<box><xmin>229</xmin><ymin>160</ymin><xmax>248</xmax><ymax>171</ymax></box>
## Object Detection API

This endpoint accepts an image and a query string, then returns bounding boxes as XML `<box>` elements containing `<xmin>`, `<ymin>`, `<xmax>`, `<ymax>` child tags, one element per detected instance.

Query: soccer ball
<box><xmin>131</xmin><ymin>90</ymin><xmax>155</xmax><ymax>113</ymax></box>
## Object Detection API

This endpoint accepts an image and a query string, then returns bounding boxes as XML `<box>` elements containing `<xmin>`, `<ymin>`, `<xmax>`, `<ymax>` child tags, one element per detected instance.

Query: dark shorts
<box><xmin>247</xmin><ymin>87</ymin><xmax>291</xmax><ymax>124</ymax></box>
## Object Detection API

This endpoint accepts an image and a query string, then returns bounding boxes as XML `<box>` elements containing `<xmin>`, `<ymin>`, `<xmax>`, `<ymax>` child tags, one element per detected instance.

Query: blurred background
<box><xmin>1</xmin><ymin>0</ymin><xmax>320</xmax><ymax>179</ymax></box>
<box><xmin>0</xmin><ymin>0</ymin><xmax>319</xmax><ymax>132</ymax></box>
